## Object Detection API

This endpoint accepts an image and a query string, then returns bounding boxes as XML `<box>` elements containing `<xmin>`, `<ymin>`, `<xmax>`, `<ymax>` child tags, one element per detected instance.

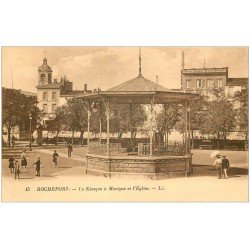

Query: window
<box><xmin>196</xmin><ymin>79</ymin><xmax>202</xmax><ymax>88</ymax></box>
<box><xmin>52</xmin><ymin>92</ymin><xmax>57</xmax><ymax>100</ymax></box>
<box><xmin>217</xmin><ymin>79</ymin><xmax>223</xmax><ymax>87</ymax></box>
<box><xmin>43</xmin><ymin>92</ymin><xmax>48</xmax><ymax>100</ymax></box>
<box><xmin>40</xmin><ymin>73</ymin><xmax>46</xmax><ymax>84</ymax></box>
<box><xmin>186</xmin><ymin>80</ymin><xmax>191</xmax><ymax>88</ymax></box>
<box><xmin>52</xmin><ymin>104</ymin><xmax>57</xmax><ymax>112</ymax></box>
<box><xmin>43</xmin><ymin>104</ymin><xmax>48</xmax><ymax>113</ymax></box>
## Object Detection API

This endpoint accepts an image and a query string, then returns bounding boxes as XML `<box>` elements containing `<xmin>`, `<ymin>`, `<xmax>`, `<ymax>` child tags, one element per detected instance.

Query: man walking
<box><xmin>33</xmin><ymin>157</ymin><xmax>41</xmax><ymax>177</ymax></box>
<box><xmin>67</xmin><ymin>143</ymin><xmax>73</xmax><ymax>158</ymax></box>
<box><xmin>222</xmin><ymin>155</ymin><xmax>230</xmax><ymax>179</ymax></box>
<box><xmin>14</xmin><ymin>160</ymin><xmax>20</xmax><ymax>179</ymax></box>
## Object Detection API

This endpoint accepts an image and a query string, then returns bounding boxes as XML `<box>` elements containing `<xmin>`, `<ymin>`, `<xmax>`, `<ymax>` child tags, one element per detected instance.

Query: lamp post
<box><xmin>29</xmin><ymin>113</ymin><xmax>32</xmax><ymax>151</ymax></box>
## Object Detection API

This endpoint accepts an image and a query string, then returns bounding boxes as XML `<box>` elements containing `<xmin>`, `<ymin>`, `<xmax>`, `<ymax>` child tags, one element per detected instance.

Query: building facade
<box><xmin>36</xmin><ymin>58</ymin><xmax>91</xmax><ymax>123</ymax></box>
<box><xmin>181</xmin><ymin>66</ymin><xmax>248</xmax><ymax>103</ymax></box>
<box><xmin>181</xmin><ymin>67</ymin><xmax>228</xmax><ymax>90</ymax></box>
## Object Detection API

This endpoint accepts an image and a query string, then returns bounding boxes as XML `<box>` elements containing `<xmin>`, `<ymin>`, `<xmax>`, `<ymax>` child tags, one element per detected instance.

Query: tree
<box><xmin>64</xmin><ymin>98</ymin><xmax>88</xmax><ymax>145</ymax></box>
<box><xmin>17</xmin><ymin>94</ymin><xmax>41</xmax><ymax>136</ymax></box>
<box><xmin>109</xmin><ymin>103</ymin><xmax>147</xmax><ymax>141</ymax></box>
<box><xmin>189</xmin><ymin>96</ymin><xmax>208</xmax><ymax>148</ymax></box>
<box><xmin>45</xmin><ymin>106</ymin><xmax>68</xmax><ymax>145</ymax></box>
<box><xmin>201</xmin><ymin>98</ymin><xmax>236</xmax><ymax>148</ymax></box>
<box><xmin>156</xmin><ymin>103</ymin><xmax>181</xmax><ymax>145</ymax></box>
<box><xmin>89</xmin><ymin>102</ymin><xmax>106</xmax><ymax>137</ymax></box>
<box><xmin>2</xmin><ymin>87</ymin><xmax>41</xmax><ymax>147</ymax></box>
<box><xmin>234</xmin><ymin>88</ymin><xmax>248</xmax><ymax>150</ymax></box>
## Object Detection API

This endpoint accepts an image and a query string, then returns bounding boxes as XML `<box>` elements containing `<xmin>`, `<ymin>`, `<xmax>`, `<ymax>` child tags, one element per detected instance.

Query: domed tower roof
<box><xmin>38</xmin><ymin>58</ymin><xmax>52</xmax><ymax>72</ymax></box>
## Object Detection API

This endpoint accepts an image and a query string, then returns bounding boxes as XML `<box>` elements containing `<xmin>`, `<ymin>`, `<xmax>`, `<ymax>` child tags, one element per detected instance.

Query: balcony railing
<box><xmin>138</xmin><ymin>143</ymin><xmax>185</xmax><ymax>156</ymax></box>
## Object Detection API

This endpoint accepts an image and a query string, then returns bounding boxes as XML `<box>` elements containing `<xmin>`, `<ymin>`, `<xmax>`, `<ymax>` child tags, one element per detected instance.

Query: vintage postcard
<box><xmin>1</xmin><ymin>46</ymin><xmax>248</xmax><ymax>202</ymax></box>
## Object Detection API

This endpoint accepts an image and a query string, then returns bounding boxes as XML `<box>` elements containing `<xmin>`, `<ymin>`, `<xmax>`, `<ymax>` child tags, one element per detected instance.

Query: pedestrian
<box><xmin>222</xmin><ymin>155</ymin><xmax>230</xmax><ymax>179</ymax></box>
<box><xmin>52</xmin><ymin>150</ymin><xmax>59</xmax><ymax>167</ymax></box>
<box><xmin>67</xmin><ymin>143</ymin><xmax>73</xmax><ymax>158</ymax></box>
<box><xmin>213</xmin><ymin>154</ymin><xmax>223</xmax><ymax>179</ymax></box>
<box><xmin>14</xmin><ymin>160</ymin><xmax>20</xmax><ymax>179</ymax></box>
<box><xmin>33</xmin><ymin>157</ymin><xmax>41</xmax><ymax>177</ymax></box>
<box><xmin>9</xmin><ymin>154</ymin><xmax>15</xmax><ymax>173</ymax></box>
<box><xmin>21</xmin><ymin>149</ymin><xmax>28</xmax><ymax>168</ymax></box>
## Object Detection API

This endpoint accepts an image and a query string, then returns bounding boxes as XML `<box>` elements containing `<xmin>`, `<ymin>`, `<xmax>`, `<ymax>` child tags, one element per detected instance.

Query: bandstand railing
<box><xmin>88</xmin><ymin>141</ymin><xmax>121</xmax><ymax>156</ymax></box>
<box><xmin>138</xmin><ymin>143</ymin><xmax>185</xmax><ymax>156</ymax></box>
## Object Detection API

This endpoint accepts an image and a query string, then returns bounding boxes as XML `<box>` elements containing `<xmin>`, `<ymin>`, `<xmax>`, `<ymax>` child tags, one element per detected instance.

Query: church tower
<box><xmin>36</xmin><ymin>58</ymin><xmax>60</xmax><ymax>123</ymax></box>
<box><xmin>36</xmin><ymin>57</ymin><xmax>74</xmax><ymax>125</ymax></box>
<box><xmin>38</xmin><ymin>58</ymin><xmax>52</xmax><ymax>85</ymax></box>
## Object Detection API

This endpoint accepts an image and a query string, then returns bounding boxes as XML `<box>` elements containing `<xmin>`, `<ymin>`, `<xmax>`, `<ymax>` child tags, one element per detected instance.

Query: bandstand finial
<box><xmin>139</xmin><ymin>47</ymin><xmax>142</xmax><ymax>76</ymax></box>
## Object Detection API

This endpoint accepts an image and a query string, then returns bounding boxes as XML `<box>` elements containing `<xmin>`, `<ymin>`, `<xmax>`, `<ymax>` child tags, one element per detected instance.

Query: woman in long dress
<box><xmin>213</xmin><ymin>154</ymin><xmax>223</xmax><ymax>179</ymax></box>
<box><xmin>21</xmin><ymin>149</ymin><xmax>28</xmax><ymax>168</ymax></box>
<box><xmin>52</xmin><ymin>150</ymin><xmax>59</xmax><ymax>167</ymax></box>
<box><xmin>9</xmin><ymin>155</ymin><xmax>15</xmax><ymax>173</ymax></box>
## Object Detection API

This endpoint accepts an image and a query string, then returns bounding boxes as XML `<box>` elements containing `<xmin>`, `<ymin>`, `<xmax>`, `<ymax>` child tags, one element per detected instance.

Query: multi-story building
<box><xmin>181</xmin><ymin>67</ymin><xmax>228</xmax><ymax>92</ymax></box>
<box><xmin>181</xmin><ymin>58</ymin><xmax>248</xmax><ymax>103</ymax></box>
<box><xmin>36</xmin><ymin>58</ymin><xmax>91</xmax><ymax>124</ymax></box>
<box><xmin>180</xmin><ymin>53</ymin><xmax>248</xmax><ymax>140</ymax></box>
<box><xmin>225</xmin><ymin>77</ymin><xmax>248</xmax><ymax>97</ymax></box>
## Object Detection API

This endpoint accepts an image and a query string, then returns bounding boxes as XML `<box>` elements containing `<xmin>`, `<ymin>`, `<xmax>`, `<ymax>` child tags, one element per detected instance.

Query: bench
<box><xmin>224</xmin><ymin>145</ymin><xmax>240</xmax><ymax>151</ymax></box>
<box><xmin>199</xmin><ymin>144</ymin><xmax>213</xmax><ymax>149</ymax></box>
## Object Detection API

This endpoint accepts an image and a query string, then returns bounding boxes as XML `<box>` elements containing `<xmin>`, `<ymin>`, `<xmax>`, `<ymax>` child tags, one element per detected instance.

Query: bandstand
<box><xmin>75</xmin><ymin>54</ymin><xmax>198</xmax><ymax>179</ymax></box>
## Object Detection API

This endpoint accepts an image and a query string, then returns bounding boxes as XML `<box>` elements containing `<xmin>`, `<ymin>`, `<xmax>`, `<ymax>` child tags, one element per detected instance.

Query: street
<box><xmin>1</xmin><ymin>148</ymin><xmax>248</xmax><ymax>202</ymax></box>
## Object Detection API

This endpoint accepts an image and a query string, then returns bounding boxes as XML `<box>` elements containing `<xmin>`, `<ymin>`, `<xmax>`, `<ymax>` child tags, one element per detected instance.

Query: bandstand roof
<box><xmin>106</xmin><ymin>75</ymin><xmax>167</xmax><ymax>92</ymax></box>
<box><xmin>75</xmin><ymin>74</ymin><xmax>198</xmax><ymax>104</ymax></box>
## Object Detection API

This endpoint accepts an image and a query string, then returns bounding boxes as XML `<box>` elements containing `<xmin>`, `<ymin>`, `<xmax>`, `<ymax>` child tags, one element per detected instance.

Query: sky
<box><xmin>2</xmin><ymin>47</ymin><xmax>248</xmax><ymax>93</ymax></box>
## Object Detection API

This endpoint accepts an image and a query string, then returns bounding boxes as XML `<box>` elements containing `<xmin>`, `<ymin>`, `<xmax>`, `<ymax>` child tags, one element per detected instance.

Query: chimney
<box><xmin>84</xmin><ymin>84</ymin><xmax>88</xmax><ymax>92</ymax></box>
<box><xmin>182</xmin><ymin>51</ymin><xmax>185</xmax><ymax>70</ymax></box>
<box><xmin>156</xmin><ymin>75</ymin><xmax>158</xmax><ymax>83</ymax></box>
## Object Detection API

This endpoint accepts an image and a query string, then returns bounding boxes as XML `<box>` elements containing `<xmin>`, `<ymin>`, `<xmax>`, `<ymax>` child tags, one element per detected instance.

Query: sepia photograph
<box><xmin>1</xmin><ymin>46</ymin><xmax>248</xmax><ymax>202</ymax></box>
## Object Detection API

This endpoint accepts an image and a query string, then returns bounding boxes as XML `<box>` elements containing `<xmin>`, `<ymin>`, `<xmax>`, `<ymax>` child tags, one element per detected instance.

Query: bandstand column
<box><xmin>150</xmin><ymin>97</ymin><xmax>154</xmax><ymax>156</ymax></box>
<box><xmin>130</xmin><ymin>102</ymin><xmax>133</xmax><ymax>149</ymax></box>
<box><xmin>106</xmin><ymin>99</ymin><xmax>110</xmax><ymax>156</ymax></box>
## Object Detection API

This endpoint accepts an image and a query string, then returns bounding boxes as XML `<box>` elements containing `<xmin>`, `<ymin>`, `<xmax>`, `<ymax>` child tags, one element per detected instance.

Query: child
<box><xmin>14</xmin><ymin>160</ymin><xmax>20</xmax><ymax>179</ymax></box>
<box><xmin>33</xmin><ymin>157</ymin><xmax>41</xmax><ymax>177</ymax></box>
<box><xmin>52</xmin><ymin>150</ymin><xmax>59</xmax><ymax>167</ymax></box>
<box><xmin>9</xmin><ymin>155</ymin><xmax>15</xmax><ymax>173</ymax></box>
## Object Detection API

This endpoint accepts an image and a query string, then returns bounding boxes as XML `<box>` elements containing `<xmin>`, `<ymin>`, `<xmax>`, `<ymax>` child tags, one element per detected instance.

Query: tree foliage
<box><xmin>234</xmin><ymin>88</ymin><xmax>248</xmax><ymax>147</ymax></box>
<box><xmin>45</xmin><ymin>106</ymin><xmax>68</xmax><ymax>144</ymax></box>
<box><xmin>155</xmin><ymin>103</ymin><xmax>181</xmax><ymax>144</ymax></box>
<box><xmin>201</xmin><ymin>99</ymin><xmax>236</xmax><ymax>140</ymax></box>
<box><xmin>2</xmin><ymin>87</ymin><xmax>41</xmax><ymax>147</ymax></box>
<box><xmin>109</xmin><ymin>103</ymin><xmax>147</xmax><ymax>139</ymax></box>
